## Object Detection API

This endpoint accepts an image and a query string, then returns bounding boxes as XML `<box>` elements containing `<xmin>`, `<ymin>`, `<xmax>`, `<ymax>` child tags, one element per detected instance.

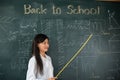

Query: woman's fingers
<box><xmin>48</xmin><ymin>77</ymin><xmax>57</xmax><ymax>80</ymax></box>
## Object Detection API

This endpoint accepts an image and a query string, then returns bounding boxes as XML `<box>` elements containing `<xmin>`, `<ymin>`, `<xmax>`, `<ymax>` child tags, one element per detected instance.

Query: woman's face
<box><xmin>38</xmin><ymin>39</ymin><xmax>49</xmax><ymax>53</ymax></box>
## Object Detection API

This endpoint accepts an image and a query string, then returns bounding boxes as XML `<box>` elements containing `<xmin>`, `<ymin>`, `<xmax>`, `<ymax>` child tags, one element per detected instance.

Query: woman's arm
<box><xmin>26</xmin><ymin>57</ymin><xmax>47</xmax><ymax>80</ymax></box>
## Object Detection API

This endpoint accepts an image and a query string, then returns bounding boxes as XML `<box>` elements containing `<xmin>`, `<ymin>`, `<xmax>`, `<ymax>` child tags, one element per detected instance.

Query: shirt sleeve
<box><xmin>26</xmin><ymin>57</ymin><xmax>48</xmax><ymax>80</ymax></box>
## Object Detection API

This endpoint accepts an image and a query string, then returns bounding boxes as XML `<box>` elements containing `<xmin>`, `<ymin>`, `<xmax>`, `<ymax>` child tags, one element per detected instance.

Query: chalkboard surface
<box><xmin>0</xmin><ymin>0</ymin><xmax>120</xmax><ymax>80</ymax></box>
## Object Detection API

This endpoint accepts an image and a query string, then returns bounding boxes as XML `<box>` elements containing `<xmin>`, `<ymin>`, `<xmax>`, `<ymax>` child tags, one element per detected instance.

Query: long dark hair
<box><xmin>32</xmin><ymin>34</ymin><xmax>49</xmax><ymax>74</ymax></box>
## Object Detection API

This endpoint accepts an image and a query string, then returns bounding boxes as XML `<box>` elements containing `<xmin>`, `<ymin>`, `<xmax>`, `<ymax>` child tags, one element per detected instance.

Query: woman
<box><xmin>26</xmin><ymin>34</ymin><xmax>56</xmax><ymax>80</ymax></box>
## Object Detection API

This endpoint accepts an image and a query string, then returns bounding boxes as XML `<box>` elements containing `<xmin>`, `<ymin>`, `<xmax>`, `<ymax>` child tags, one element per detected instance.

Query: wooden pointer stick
<box><xmin>55</xmin><ymin>34</ymin><xmax>93</xmax><ymax>78</ymax></box>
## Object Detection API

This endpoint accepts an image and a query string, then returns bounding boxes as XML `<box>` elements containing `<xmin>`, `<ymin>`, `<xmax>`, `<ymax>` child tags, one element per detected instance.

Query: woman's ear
<box><xmin>37</xmin><ymin>43</ymin><xmax>41</xmax><ymax>49</ymax></box>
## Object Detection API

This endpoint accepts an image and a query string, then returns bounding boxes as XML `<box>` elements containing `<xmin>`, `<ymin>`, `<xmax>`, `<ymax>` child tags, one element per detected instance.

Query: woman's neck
<box><xmin>40</xmin><ymin>52</ymin><xmax>46</xmax><ymax>58</ymax></box>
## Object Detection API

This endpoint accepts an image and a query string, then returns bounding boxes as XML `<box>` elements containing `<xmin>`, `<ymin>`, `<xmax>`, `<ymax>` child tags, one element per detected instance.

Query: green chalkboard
<box><xmin>0</xmin><ymin>0</ymin><xmax>120</xmax><ymax>80</ymax></box>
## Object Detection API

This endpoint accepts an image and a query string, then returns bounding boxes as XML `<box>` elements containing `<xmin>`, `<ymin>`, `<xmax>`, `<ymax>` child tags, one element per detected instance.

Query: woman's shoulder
<box><xmin>27</xmin><ymin>56</ymin><xmax>37</xmax><ymax>68</ymax></box>
<box><xmin>28</xmin><ymin>56</ymin><xmax>36</xmax><ymax>63</ymax></box>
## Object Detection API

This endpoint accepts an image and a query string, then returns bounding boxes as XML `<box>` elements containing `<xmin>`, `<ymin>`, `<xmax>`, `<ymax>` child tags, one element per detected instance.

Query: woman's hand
<box><xmin>48</xmin><ymin>77</ymin><xmax>57</xmax><ymax>80</ymax></box>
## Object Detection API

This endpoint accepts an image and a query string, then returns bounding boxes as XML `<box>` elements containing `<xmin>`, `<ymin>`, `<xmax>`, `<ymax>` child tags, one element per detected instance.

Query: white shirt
<box><xmin>26</xmin><ymin>54</ymin><xmax>54</xmax><ymax>80</ymax></box>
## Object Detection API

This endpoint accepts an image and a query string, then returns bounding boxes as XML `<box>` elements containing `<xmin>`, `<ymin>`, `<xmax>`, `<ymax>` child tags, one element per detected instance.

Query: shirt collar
<box><xmin>40</xmin><ymin>54</ymin><xmax>49</xmax><ymax>61</ymax></box>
